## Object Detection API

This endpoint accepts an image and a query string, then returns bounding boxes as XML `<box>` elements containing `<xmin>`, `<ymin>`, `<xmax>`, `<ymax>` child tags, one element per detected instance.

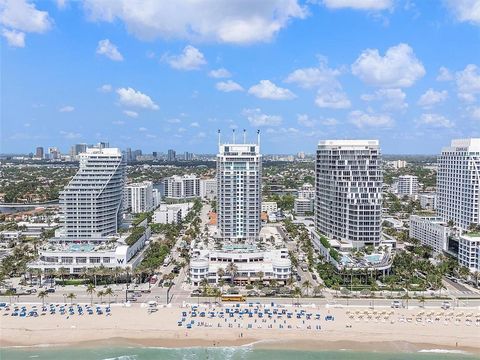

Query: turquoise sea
<box><xmin>2</xmin><ymin>347</ymin><xmax>480</xmax><ymax>360</ymax></box>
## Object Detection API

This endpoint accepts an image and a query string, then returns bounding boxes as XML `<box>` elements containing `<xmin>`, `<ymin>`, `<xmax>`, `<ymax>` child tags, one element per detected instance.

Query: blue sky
<box><xmin>1</xmin><ymin>0</ymin><xmax>479</xmax><ymax>155</ymax></box>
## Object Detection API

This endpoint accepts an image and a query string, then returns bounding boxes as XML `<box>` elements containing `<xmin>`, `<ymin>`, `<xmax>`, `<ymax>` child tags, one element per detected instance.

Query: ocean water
<box><xmin>1</xmin><ymin>347</ymin><xmax>479</xmax><ymax>360</ymax></box>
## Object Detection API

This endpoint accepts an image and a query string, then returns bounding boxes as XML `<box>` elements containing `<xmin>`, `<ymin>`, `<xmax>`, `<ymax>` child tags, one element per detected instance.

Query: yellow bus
<box><xmin>221</xmin><ymin>294</ymin><xmax>246</xmax><ymax>302</ymax></box>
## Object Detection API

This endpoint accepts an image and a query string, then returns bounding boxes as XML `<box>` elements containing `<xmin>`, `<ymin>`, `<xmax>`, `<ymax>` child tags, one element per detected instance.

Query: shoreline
<box><xmin>2</xmin><ymin>304</ymin><xmax>480</xmax><ymax>356</ymax></box>
<box><xmin>3</xmin><ymin>336</ymin><xmax>480</xmax><ymax>355</ymax></box>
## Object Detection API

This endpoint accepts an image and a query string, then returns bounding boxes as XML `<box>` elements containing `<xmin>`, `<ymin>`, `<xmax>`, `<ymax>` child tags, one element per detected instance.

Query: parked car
<box><xmin>46</xmin><ymin>288</ymin><xmax>55</xmax><ymax>293</ymax></box>
<box><xmin>391</xmin><ymin>300</ymin><xmax>401</xmax><ymax>308</ymax></box>
<box><xmin>441</xmin><ymin>301</ymin><xmax>451</xmax><ymax>310</ymax></box>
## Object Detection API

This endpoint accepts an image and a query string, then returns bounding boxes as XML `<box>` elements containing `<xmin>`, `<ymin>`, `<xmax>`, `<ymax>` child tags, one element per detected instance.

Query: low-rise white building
<box><xmin>0</xmin><ymin>230</ymin><xmax>22</xmax><ymax>246</ymax></box>
<box><xmin>294</xmin><ymin>198</ymin><xmax>314</xmax><ymax>216</ymax></box>
<box><xmin>418</xmin><ymin>193</ymin><xmax>437</xmax><ymax>210</ymax></box>
<box><xmin>261</xmin><ymin>201</ymin><xmax>278</xmax><ymax>213</ymax></box>
<box><xmin>200</xmin><ymin>178</ymin><xmax>217</xmax><ymax>200</ymax></box>
<box><xmin>458</xmin><ymin>233</ymin><xmax>480</xmax><ymax>273</ymax></box>
<box><xmin>28</xmin><ymin>227</ymin><xmax>151</xmax><ymax>274</ymax></box>
<box><xmin>409</xmin><ymin>215</ymin><xmax>450</xmax><ymax>253</ymax></box>
<box><xmin>189</xmin><ymin>245</ymin><xmax>291</xmax><ymax>286</ymax></box>
<box><xmin>17</xmin><ymin>222</ymin><xmax>59</xmax><ymax>238</ymax></box>
<box><xmin>153</xmin><ymin>203</ymin><xmax>192</xmax><ymax>224</ymax></box>
<box><xmin>297</xmin><ymin>183</ymin><xmax>315</xmax><ymax>200</ymax></box>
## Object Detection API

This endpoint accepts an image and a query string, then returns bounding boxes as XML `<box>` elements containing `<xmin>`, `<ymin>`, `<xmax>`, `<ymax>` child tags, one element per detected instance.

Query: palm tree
<box><xmin>66</xmin><ymin>292</ymin><xmax>76</xmax><ymax>305</ymax></box>
<box><xmin>226</xmin><ymin>263</ymin><xmax>238</xmax><ymax>285</ymax></box>
<box><xmin>302</xmin><ymin>280</ymin><xmax>312</xmax><ymax>297</ymax></box>
<box><xmin>86</xmin><ymin>284</ymin><xmax>96</xmax><ymax>305</ymax></box>
<box><xmin>200</xmin><ymin>277</ymin><xmax>209</xmax><ymax>295</ymax></box>
<box><xmin>113</xmin><ymin>266</ymin><xmax>123</xmax><ymax>285</ymax></box>
<box><xmin>292</xmin><ymin>286</ymin><xmax>302</xmax><ymax>305</ymax></box>
<box><xmin>97</xmin><ymin>290</ymin><xmax>105</xmax><ymax>303</ymax></box>
<box><xmin>217</xmin><ymin>267</ymin><xmax>225</xmax><ymax>284</ymax></box>
<box><xmin>104</xmin><ymin>287</ymin><xmax>114</xmax><ymax>304</ymax></box>
<box><xmin>313</xmin><ymin>284</ymin><xmax>324</xmax><ymax>297</ymax></box>
<box><xmin>57</xmin><ymin>267</ymin><xmax>69</xmax><ymax>285</ymax></box>
<box><xmin>256</xmin><ymin>271</ymin><xmax>264</xmax><ymax>285</ymax></box>
<box><xmin>37</xmin><ymin>290</ymin><xmax>48</xmax><ymax>306</ymax></box>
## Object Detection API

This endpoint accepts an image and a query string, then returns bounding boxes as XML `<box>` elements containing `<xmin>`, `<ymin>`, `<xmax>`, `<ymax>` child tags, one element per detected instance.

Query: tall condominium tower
<box><xmin>61</xmin><ymin>147</ymin><xmax>125</xmax><ymax>238</ymax></box>
<box><xmin>217</xmin><ymin>132</ymin><xmax>262</xmax><ymax>241</ymax></box>
<box><xmin>315</xmin><ymin>140</ymin><xmax>382</xmax><ymax>248</ymax></box>
<box><xmin>437</xmin><ymin>138</ymin><xmax>480</xmax><ymax>230</ymax></box>
<box><xmin>396</xmin><ymin>175</ymin><xmax>419</xmax><ymax>196</ymax></box>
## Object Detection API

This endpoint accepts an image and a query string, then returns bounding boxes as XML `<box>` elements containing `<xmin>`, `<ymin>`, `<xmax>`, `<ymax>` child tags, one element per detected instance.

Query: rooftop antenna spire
<box><xmin>232</xmin><ymin>129</ymin><xmax>236</xmax><ymax>143</ymax></box>
<box><xmin>257</xmin><ymin>129</ymin><xmax>260</xmax><ymax>148</ymax></box>
<box><xmin>243</xmin><ymin>129</ymin><xmax>246</xmax><ymax>144</ymax></box>
<box><xmin>217</xmin><ymin>129</ymin><xmax>221</xmax><ymax>147</ymax></box>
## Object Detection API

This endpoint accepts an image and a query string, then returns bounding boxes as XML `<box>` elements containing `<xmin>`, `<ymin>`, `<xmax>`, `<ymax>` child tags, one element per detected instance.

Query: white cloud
<box><xmin>437</xmin><ymin>66</ymin><xmax>453</xmax><ymax>81</ymax></box>
<box><xmin>164</xmin><ymin>45</ymin><xmax>206</xmax><ymax>70</ymax></box>
<box><xmin>445</xmin><ymin>0</ymin><xmax>480</xmax><ymax>25</ymax></box>
<box><xmin>351</xmin><ymin>43</ymin><xmax>425</xmax><ymax>87</ymax></box>
<box><xmin>96</xmin><ymin>39</ymin><xmax>123</xmax><ymax>61</ymax></box>
<box><xmin>456</xmin><ymin>64</ymin><xmax>480</xmax><ymax>102</ymax></box>
<box><xmin>83</xmin><ymin>0</ymin><xmax>307</xmax><ymax>44</ymax></box>
<box><xmin>315</xmin><ymin>90</ymin><xmax>351</xmax><ymax>109</ymax></box>
<box><xmin>1</xmin><ymin>28</ymin><xmax>24</xmax><ymax>47</ymax></box>
<box><xmin>284</xmin><ymin>59</ymin><xmax>341</xmax><ymax>89</ymax></box>
<box><xmin>349</xmin><ymin>110</ymin><xmax>394</xmax><ymax>128</ymax></box>
<box><xmin>469</xmin><ymin>106</ymin><xmax>480</xmax><ymax>120</ymax></box>
<box><xmin>59</xmin><ymin>105</ymin><xmax>75</xmax><ymax>112</ymax></box>
<box><xmin>417</xmin><ymin>89</ymin><xmax>448</xmax><ymax>108</ymax></box>
<box><xmin>297</xmin><ymin>114</ymin><xmax>338</xmax><ymax>127</ymax></box>
<box><xmin>248</xmin><ymin>80</ymin><xmax>296</xmax><ymax>100</ymax></box>
<box><xmin>98</xmin><ymin>84</ymin><xmax>112</xmax><ymax>92</ymax></box>
<box><xmin>242</xmin><ymin>108</ymin><xmax>282</xmax><ymax>126</ymax></box>
<box><xmin>123</xmin><ymin>110</ymin><xmax>138</xmax><ymax>118</ymax></box>
<box><xmin>0</xmin><ymin>0</ymin><xmax>51</xmax><ymax>47</ymax></box>
<box><xmin>60</xmin><ymin>130</ymin><xmax>81</xmax><ymax>139</ymax></box>
<box><xmin>416</xmin><ymin>113</ymin><xmax>454</xmax><ymax>128</ymax></box>
<box><xmin>321</xmin><ymin>0</ymin><xmax>393</xmax><ymax>10</ymax></box>
<box><xmin>138</xmin><ymin>127</ymin><xmax>147</xmax><ymax>132</ymax></box>
<box><xmin>209</xmin><ymin>68</ymin><xmax>231</xmax><ymax>78</ymax></box>
<box><xmin>361</xmin><ymin>88</ymin><xmax>407</xmax><ymax>110</ymax></box>
<box><xmin>216</xmin><ymin>80</ymin><xmax>244</xmax><ymax>92</ymax></box>
<box><xmin>116</xmin><ymin>87</ymin><xmax>159</xmax><ymax>110</ymax></box>
<box><xmin>190</xmin><ymin>122</ymin><xmax>200</xmax><ymax>127</ymax></box>
<box><xmin>167</xmin><ymin>118</ymin><xmax>181</xmax><ymax>123</ymax></box>
<box><xmin>56</xmin><ymin>0</ymin><xmax>67</xmax><ymax>10</ymax></box>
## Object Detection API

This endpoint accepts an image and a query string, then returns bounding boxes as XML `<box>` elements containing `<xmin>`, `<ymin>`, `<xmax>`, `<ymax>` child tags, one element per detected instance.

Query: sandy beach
<box><xmin>1</xmin><ymin>302</ymin><xmax>480</xmax><ymax>354</ymax></box>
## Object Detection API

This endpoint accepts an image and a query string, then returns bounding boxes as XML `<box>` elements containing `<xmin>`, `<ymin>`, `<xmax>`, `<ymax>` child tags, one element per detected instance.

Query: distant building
<box><xmin>184</xmin><ymin>152</ymin><xmax>194</xmax><ymax>161</ymax></box>
<box><xmin>294</xmin><ymin>198</ymin><xmax>314</xmax><ymax>216</ymax></box>
<box><xmin>437</xmin><ymin>138</ymin><xmax>480</xmax><ymax>230</ymax></box>
<box><xmin>387</xmin><ymin>160</ymin><xmax>407</xmax><ymax>169</ymax></box>
<box><xmin>125</xmin><ymin>181</ymin><xmax>154</xmax><ymax>214</ymax></box>
<box><xmin>409</xmin><ymin>215</ymin><xmax>451</xmax><ymax>253</ymax></box>
<box><xmin>167</xmin><ymin>149</ymin><xmax>176</xmax><ymax>162</ymax></box>
<box><xmin>395</xmin><ymin>175</ymin><xmax>419</xmax><ymax>196</ymax></box>
<box><xmin>261</xmin><ymin>202</ymin><xmax>278</xmax><ymax>213</ymax></box>
<box><xmin>153</xmin><ymin>203</ymin><xmax>192</xmax><ymax>224</ymax></box>
<box><xmin>70</xmin><ymin>143</ymin><xmax>88</xmax><ymax>157</ymax></box>
<box><xmin>298</xmin><ymin>183</ymin><xmax>315</xmax><ymax>200</ymax></box>
<box><xmin>315</xmin><ymin>140</ymin><xmax>382</xmax><ymax>248</ymax></box>
<box><xmin>164</xmin><ymin>174</ymin><xmax>200</xmax><ymax>199</ymax></box>
<box><xmin>48</xmin><ymin>147</ymin><xmax>60</xmax><ymax>160</ymax></box>
<box><xmin>200</xmin><ymin>178</ymin><xmax>217</xmax><ymax>200</ymax></box>
<box><xmin>418</xmin><ymin>193</ymin><xmax>437</xmax><ymax>210</ymax></box>
<box><xmin>35</xmin><ymin>147</ymin><xmax>44</xmax><ymax>159</ymax></box>
<box><xmin>125</xmin><ymin>148</ymin><xmax>133</xmax><ymax>162</ymax></box>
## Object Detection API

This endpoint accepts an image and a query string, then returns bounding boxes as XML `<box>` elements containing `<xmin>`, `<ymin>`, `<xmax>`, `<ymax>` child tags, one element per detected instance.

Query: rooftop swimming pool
<box><xmin>68</xmin><ymin>244</ymin><xmax>95</xmax><ymax>252</ymax></box>
<box><xmin>365</xmin><ymin>254</ymin><xmax>382</xmax><ymax>263</ymax></box>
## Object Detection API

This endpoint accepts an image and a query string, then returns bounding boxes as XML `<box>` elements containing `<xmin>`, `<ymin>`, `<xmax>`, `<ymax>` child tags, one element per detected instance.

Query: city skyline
<box><xmin>2</xmin><ymin>1</ymin><xmax>480</xmax><ymax>155</ymax></box>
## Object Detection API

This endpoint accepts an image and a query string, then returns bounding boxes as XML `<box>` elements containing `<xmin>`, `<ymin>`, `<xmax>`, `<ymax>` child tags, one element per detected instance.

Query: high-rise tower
<box><xmin>217</xmin><ymin>131</ymin><xmax>262</xmax><ymax>242</ymax></box>
<box><xmin>437</xmin><ymin>138</ymin><xmax>480</xmax><ymax>230</ymax></box>
<box><xmin>315</xmin><ymin>140</ymin><xmax>382</xmax><ymax>248</ymax></box>
<box><xmin>61</xmin><ymin>147</ymin><xmax>125</xmax><ymax>238</ymax></box>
